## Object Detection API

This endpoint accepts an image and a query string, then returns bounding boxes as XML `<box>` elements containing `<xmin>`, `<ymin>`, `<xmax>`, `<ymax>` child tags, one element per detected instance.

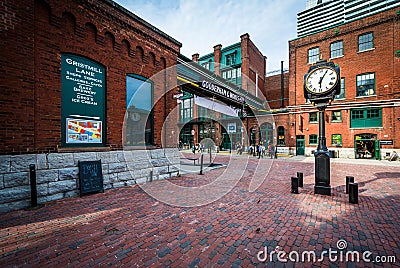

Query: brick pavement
<box><xmin>0</xmin><ymin>155</ymin><xmax>399</xmax><ymax>267</ymax></box>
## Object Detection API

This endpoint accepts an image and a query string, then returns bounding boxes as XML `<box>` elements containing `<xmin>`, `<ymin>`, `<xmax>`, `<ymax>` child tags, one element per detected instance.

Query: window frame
<box><xmin>356</xmin><ymin>72</ymin><xmax>375</xmax><ymax>97</ymax></box>
<box><xmin>308</xmin><ymin>47</ymin><xmax>320</xmax><ymax>64</ymax></box>
<box><xmin>330</xmin><ymin>40</ymin><xmax>343</xmax><ymax>59</ymax></box>
<box><xmin>335</xmin><ymin>78</ymin><xmax>345</xmax><ymax>100</ymax></box>
<box><xmin>126</xmin><ymin>74</ymin><xmax>154</xmax><ymax>146</ymax></box>
<box><xmin>331</xmin><ymin>111</ymin><xmax>342</xmax><ymax>122</ymax></box>
<box><xmin>358</xmin><ymin>32</ymin><xmax>374</xmax><ymax>52</ymax></box>
<box><xmin>309</xmin><ymin>112</ymin><xmax>318</xmax><ymax>123</ymax></box>
<box><xmin>309</xmin><ymin>134</ymin><xmax>318</xmax><ymax>145</ymax></box>
<box><xmin>225</xmin><ymin>53</ymin><xmax>236</xmax><ymax>66</ymax></box>
<box><xmin>331</xmin><ymin>134</ymin><xmax>342</xmax><ymax>146</ymax></box>
<box><xmin>180</xmin><ymin>97</ymin><xmax>193</xmax><ymax>123</ymax></box>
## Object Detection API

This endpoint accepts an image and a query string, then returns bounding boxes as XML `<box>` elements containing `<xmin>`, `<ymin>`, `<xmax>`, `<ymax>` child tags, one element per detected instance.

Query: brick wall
<box><xmin>0</xmin><ymin>0</ymin><xmax>181</xmax><ymax>155</ymax></box>
<box><xmin>265</xmin><ymin>72</ymin><xmax>289</xmax><ymax>109</ymax></box>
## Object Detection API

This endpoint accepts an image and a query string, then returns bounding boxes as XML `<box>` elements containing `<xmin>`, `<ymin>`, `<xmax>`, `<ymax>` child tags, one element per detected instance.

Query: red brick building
<box><xmin>0</xmin><ymin>0</ymin><xmax>181</xmax><ymax>154</ymax></box>
<box><xmin>0</xmin><ymin>0</ymin><xmax>183</xmax><ymax>211</ymax></box>
<box><xmin>287</xmin><ymin>7</ymin><xmax>400</xmax><ymax>159</ymax></box>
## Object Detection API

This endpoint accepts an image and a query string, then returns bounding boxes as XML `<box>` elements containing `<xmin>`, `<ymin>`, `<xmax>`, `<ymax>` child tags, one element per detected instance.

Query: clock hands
<box><xmin>318</xmin><ymin>70</ymin><xmax>328</xmax><ymax>89</ymax></box>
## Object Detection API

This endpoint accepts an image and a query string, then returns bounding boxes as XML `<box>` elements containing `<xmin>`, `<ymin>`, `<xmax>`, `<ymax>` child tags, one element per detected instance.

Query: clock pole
<box><xmin>314</xmin><ymin>103</ymin><xmax>331</xmax><ymax>196</ymax></box>
<box><xmin>304</xmin><ymin>59</ymin><xmax>340</xmax><ymax>196</ymax></box>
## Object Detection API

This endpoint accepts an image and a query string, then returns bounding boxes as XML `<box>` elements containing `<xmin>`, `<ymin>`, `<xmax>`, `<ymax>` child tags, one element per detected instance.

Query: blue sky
<box><xmin>113</xmin><ymin>0</ymin><xmax>305</xmax><ymax>72</ymax></box>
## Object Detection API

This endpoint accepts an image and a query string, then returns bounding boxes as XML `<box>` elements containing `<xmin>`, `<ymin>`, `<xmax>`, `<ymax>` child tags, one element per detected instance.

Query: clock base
<box><xmin>314</xmin><ymin>185</ymin><xmax>331</xmax><ymax>196</ymax></box>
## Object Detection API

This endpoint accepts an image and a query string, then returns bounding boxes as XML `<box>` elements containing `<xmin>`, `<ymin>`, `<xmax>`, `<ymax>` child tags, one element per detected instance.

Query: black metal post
<box><xmin>346</xmin><ymin>176</ymin><xmax>354</xmax><ymax>194</ymax></box>
<box><xmin>200</xmin><ymin>154</ymin><xmax>204</xmax><ymax>175</ymax></box>
<box><xmin>297</xmin><ymin>172</ymin><xmax>304</xmax><ymax>187</ymax></box>
<box><xmin>291</xmin><ymin>177</ymin><xmax>299</xmax><ymax>194</ymax></box>
<box><xmin>29</xmin><ymin>164</ymin><xmax>38</xmax><ymax>207</ymax></box>
<box><xmin>314</xmin><ymin>105</ymin><xmax>331</xmax><ymax>196</ymax></box>
<box><xmin>349</xmin><ymin>183</ymin><xmax>358</xmax><ymax>204</ymax></box>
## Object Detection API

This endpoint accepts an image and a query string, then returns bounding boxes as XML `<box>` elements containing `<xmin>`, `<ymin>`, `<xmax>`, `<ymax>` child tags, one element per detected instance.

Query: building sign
<box><xmin>61</xmin><ymin>54</ymin><xmax>106</xmax><ymax>146</ymax></box>
<box><xmin>227</xmin><ymin>123</ymin><xmax>237</xmax><ymax>133</ymax></box>
<box><xmin>380</xmin><ymin>140</ymin><xmax>393</xmax><ymax>145</ymax></box>
<box><xmin>199</xmin><ymin>80</ymin><xmax>245</xmax><ymax>104</ymax></box>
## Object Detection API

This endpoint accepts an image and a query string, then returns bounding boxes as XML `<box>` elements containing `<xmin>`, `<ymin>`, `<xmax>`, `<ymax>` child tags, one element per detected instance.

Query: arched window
<box><xmin>260</xmin><ymin>123</ymin><xmax>273</xmax><ymax>145</ymax></box>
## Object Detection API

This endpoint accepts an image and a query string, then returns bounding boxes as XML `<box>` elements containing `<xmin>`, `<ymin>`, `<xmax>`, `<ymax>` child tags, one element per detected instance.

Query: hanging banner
<box><xmin>194</xmin><ymin>95</ymin><xmax>239</xmax><ymax>117</ymax></box>
<box><xmin>61</xmin><ymin>54</ymin><xmax>106</xmax><ymax>146</ymax></box>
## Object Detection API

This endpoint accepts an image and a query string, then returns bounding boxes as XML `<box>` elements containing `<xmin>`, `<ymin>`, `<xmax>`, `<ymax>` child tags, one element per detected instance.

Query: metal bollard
<box><xmin>29</xmin><ymin>164</ymin><xmax>38</xmax><ymax>207</ymax></box>
<box><xmin>297</xmin><ymin>172</ymin><xmax>304</xmax><ymax>187</ymax></box>
<box><xmin>291</xmin><ymin>177</ymin><xmax>299</xmax><ymax>194</ymax></box>
<box><xmin>149</xmin><ymin>170</ymin><xmax>153</xmax><ymax>182</ymax></box>
<box><xmin>199</xmin><ymin>154</ymin><xmax>204</xmax><ymax>175</ymax></box>
<box><xmin>349</xmin><ymin>183</ymin><xmax>358</xmax><ymax>204</ymax></box>
<box><xmin>346</xmin><ymin>176</ymin><xmax>354</xmax><ymax>194</ymax></box>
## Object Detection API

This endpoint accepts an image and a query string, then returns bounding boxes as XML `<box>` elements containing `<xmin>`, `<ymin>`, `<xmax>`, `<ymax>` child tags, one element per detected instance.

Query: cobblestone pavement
<box><xmin>1</xmin><ymin>155</ymin><xmax>399</xmax><ymax>267</ymax></box>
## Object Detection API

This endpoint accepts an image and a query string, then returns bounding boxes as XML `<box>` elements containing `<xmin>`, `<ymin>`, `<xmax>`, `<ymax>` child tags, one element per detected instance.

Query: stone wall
<box><xmin>0</xmin><ymin>149</ymin><xmax>179</xmax><ymax>213</ymax></box>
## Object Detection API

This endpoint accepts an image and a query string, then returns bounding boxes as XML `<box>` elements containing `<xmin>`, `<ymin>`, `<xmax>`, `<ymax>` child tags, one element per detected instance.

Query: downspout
<box><xmin>281</xmin><ymin>61</ymin><xmax>284</xmax><ymax>108</ymax></box>
<box><xmin>255</xmin><ymin>72</ymin><xmax>258</xmax><ymax>98</ymax></box>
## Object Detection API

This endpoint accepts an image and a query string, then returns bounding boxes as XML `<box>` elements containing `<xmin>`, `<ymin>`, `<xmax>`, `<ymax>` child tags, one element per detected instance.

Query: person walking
<box><xmin>258</xmin><ymin>142</ymin><xmax>263</xmax><ymax>159</ymax></box>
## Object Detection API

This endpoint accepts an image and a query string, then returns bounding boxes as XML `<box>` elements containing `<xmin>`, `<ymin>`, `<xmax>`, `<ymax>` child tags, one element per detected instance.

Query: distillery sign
<box><xmin>199</xmin><ymin>80</ymin><xmax>245</xmax><ymax>104</ymax></box>
<box><xmin>61</xmin><ymin>54</ymin><xmax>106</xmax><ymax>147</ymax></box>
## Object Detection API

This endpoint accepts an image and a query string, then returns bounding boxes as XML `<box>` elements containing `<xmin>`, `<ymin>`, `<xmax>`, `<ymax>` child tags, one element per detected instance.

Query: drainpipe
<box><xmin>281</xmin><ymin>61</ymin><xmax>284</xmax><ymax>108</ymax></box>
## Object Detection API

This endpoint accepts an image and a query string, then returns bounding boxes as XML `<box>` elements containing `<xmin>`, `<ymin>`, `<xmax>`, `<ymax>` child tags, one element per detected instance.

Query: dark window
<box><xmin>309</xmin><ymin>112</ymin><xmax>318</xmax><ymax>123</ymax></box>
<box><xmin>356</xmin><ymin>73</ymin><xmax>375</xmax><ymax>97</ymax></box>
<box><xmin>308</xmin><ymin>47</ymin><xmax>319</xmax><ymax>64</ymax></box>
<box><xmin>226</xmin><ymin>53</ymin><xmax>236</xmax><ymax>66</ymax></box>
<box><xmin>277</xmin><ymin>126</ymin><xmax>285</xmax><ymax>146</ymax></box>
<box><xmin>309</xmin><ymin>134</ymin><xmax>318</xmax><ymax>145</ymax></box>
<box><xmin>260</xmin><ymin>123</ymin><xmax>273</xmax><ymax>145</ymax></box>
<box><xmin>330</xmin><ymin>41</ymin><xmax>343</xmax><ymax>58</ymax></box>
<box><xmin>331</xmin><ymin>111</ymin><xmax>342</xmax><ymax>122</ymax></box>
<box><xmin>358</xmin><ymin>32</ymin><xmax>374</xmax><ymax>52</ymax></box>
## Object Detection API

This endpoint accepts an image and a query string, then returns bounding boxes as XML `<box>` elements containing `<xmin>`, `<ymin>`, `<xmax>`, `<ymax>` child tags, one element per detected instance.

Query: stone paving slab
<box><xmin>0</xmin><ymin>155</ymin><xmax>399</xmax><ymax>267</ymax></box>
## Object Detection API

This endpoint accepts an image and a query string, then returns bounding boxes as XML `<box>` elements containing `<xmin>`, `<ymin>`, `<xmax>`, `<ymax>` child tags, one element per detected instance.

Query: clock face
<box><xmin>131</xmin><ymin>112</ymin><xmax>140</xmax><ymax>121</ymax></box>
<box><xmin>305</xmin><ymin>66</ymin><xmax>338</xmax><ymax>94</ymax></box>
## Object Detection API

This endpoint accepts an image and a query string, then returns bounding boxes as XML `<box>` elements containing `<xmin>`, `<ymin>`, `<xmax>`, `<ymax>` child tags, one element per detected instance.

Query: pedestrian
<box><xmin>270</xmin><ymin>144</ymin><xmax>274</xmax><ymax>159</ymax></box>
<box><xmin>274</xmin><ymin>144</ymin><xmax>278</xmax><ymax>159</ymax></box>
<box><xmin>258</xmin><ymin>143</ymin><xmax>263</xmax><ymax>159</ymax></box>
<box><xmin>267</xmin><ymin>144</ymin><xmax>272</xmax><ymax>158</ymax></box>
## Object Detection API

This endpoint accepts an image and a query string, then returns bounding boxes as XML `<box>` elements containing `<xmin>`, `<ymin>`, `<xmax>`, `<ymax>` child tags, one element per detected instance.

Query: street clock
<box><xmin>304</xmin><ymin>60</ymin><xmax>340</xmax><ymax>104</ymax></box>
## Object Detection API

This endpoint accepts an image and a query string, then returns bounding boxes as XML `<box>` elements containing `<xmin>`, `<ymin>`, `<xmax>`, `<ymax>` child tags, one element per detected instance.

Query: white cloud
<box><xmin>114</xmin><ymin>0</ymin><xmax>304</xmax><ymax>71</ymax></box>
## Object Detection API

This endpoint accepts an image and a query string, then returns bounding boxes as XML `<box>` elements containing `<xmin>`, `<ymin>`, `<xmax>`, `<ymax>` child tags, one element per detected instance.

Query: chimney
<box><xmin>192</xmin><ymin>53</ymin><xmax>199</xmax><ymax>63</ymax></box>
<box><xmin>213</xmin><ymin>44</ymin><xmax>222</xmax><ymax>76</ymax></box>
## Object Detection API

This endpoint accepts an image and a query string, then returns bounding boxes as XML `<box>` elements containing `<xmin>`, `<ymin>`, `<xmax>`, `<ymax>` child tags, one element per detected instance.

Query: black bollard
<box><xmin>200</xmin><ymin>154</ymin><xmax>204</xmax><ymax>175</ymax></box>
<box><xmin>29</xmin><ymin>164</ymin><xmax>38</xmax><ymax>208</ymax></box>
<box><xmin>291</xmin><ymin>177</ymin><xmax>299</xmax><ymax>194</ymax></box>
<box><xmin>349</xmin><ymin>183</ymin><xmax>358</xmax><ymax>204</ymax></box>
<box><xmin>149</xmin><ymin>170</ymin><xmax>153</xmax><ymax>182</ymax></box>
<box><xmin>346</xmin><ymin>176</ymin><xmax>354</xmax><ymax>194</ymax></box>
<box><xmin>297</xmin><ymin>172</ymin><xmax>304</xmax><ymax>187</ymax></box>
